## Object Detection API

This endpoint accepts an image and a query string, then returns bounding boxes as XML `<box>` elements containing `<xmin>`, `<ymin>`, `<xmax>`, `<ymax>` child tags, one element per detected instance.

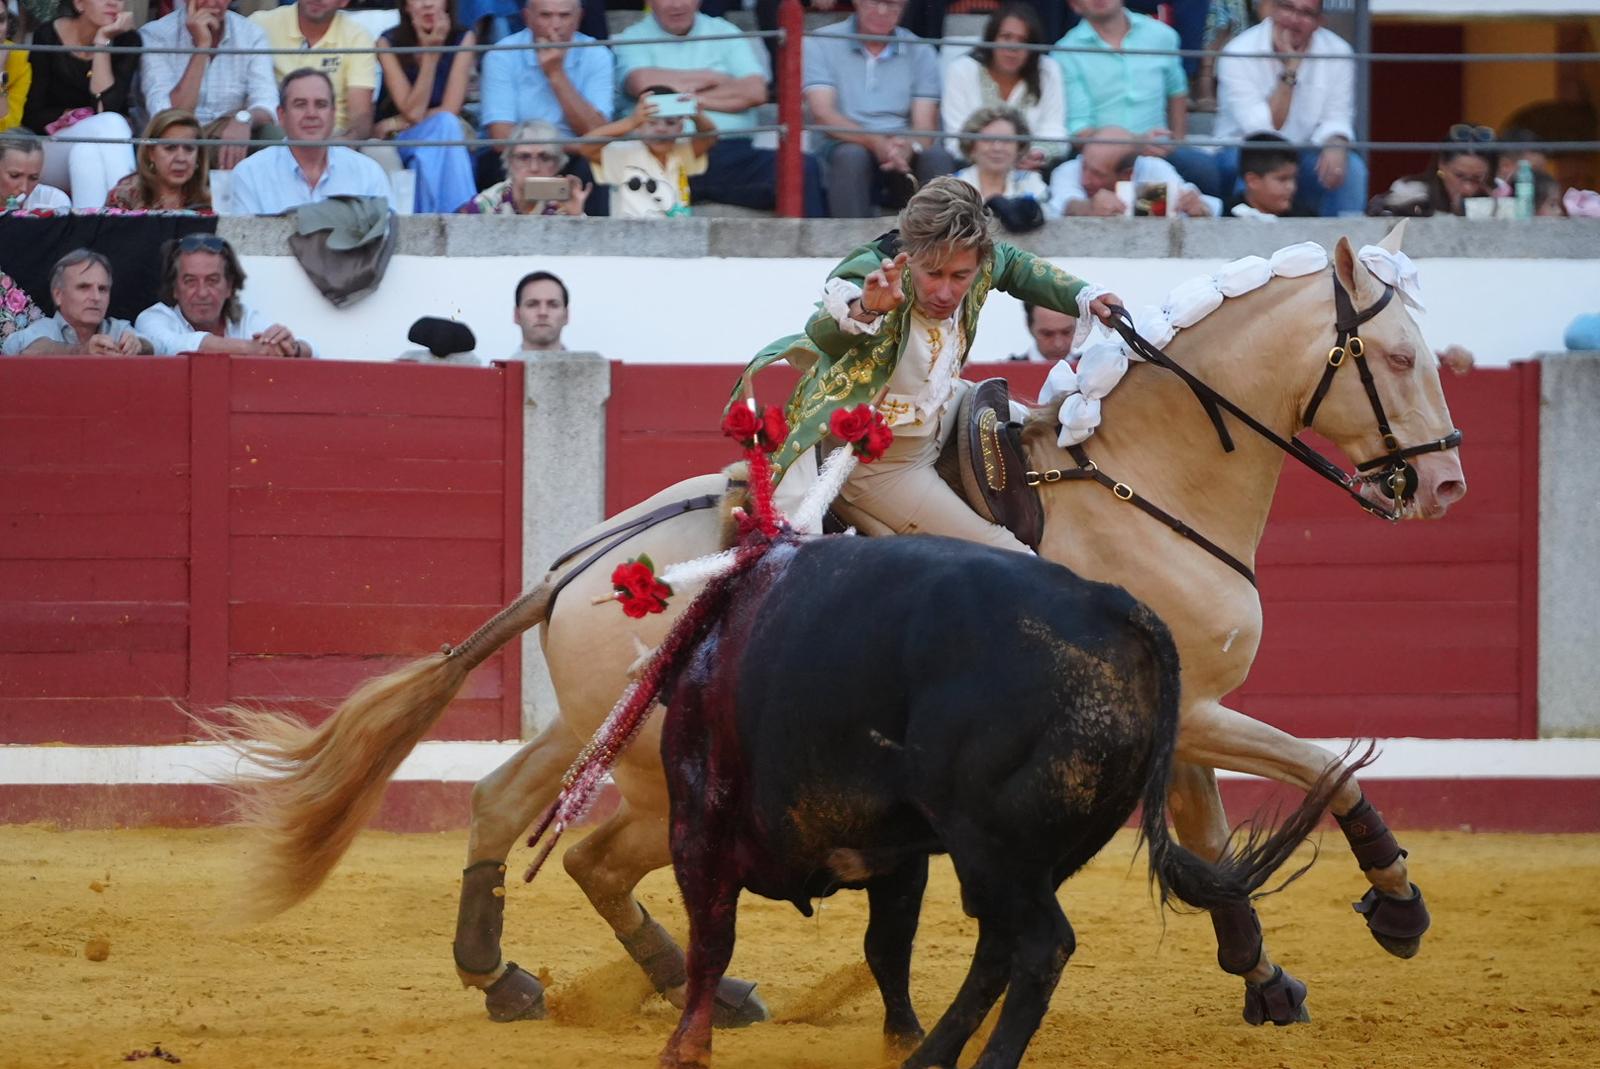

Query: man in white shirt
<box><xmin>141</xmin><ymin>0</ymin><xmax>282</xmax><ymax>170</ymax></box>
<box><xmin>1047</xmin><ymin>129</ymin><xmax>1219</xmax><ymax>217</ymax></box>
<box><xmin>1008</xmin><ymin>303</ymin><xmax>1078</xmax><ymax>363</ymax></box>
<box><xmin>136</xmin><ymin>234</ymin><xmax>315</xmax><ymax>357</ymax></box>
<box><xmin>2</xmin><ymin>250</ymin><xmax>152</xmax><ymax>356</ymax></box>
<box><xmin>227</xmin><ymin>69</ymin><xmax>391</xmax><ymax>216</ymax></box>
<box><xmin>515</xmin><ymin>271</ymin><xmax>570</xmax><ymax>353</ymax></box>
<box><xmin>1214</xmin><ymin>0</ymin><xmax>1365</xmax><ymax>217</ymax></box>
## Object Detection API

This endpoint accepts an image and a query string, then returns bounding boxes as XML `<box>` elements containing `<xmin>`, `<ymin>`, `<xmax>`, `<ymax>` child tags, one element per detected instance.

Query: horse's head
<box><xmin>1304</xmin><ymin>222</ymin><xmax>1467</xmax><ymax>519</ymax></box>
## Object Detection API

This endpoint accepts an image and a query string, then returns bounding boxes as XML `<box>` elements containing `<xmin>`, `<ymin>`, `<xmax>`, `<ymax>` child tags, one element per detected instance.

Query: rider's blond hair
<box><xmin>897</xmin><ymin>176</ymin><xmax>995</xmax><ymax>267</ymax></box>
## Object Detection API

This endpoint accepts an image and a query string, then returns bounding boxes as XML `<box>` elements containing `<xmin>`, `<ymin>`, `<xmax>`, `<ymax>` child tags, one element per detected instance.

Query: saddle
<box><xmin>828</xmin><ymin>379</ymin><xmax>1043</xmax><ymax>549</ymax></box>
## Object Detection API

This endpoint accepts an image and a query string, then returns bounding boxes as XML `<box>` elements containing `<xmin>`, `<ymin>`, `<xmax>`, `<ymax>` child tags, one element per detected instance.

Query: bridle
<box><xmin>1026</xmin><ymin>273</ymin><xmax>1463</xmax><ymax>586</ymax></box>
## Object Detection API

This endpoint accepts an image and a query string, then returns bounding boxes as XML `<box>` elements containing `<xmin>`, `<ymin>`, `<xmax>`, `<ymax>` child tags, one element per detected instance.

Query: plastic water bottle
<box><xmin>1515</xmin><ymin>159</ymin><xmax>1535</xmax><ymax>219</ymax></box>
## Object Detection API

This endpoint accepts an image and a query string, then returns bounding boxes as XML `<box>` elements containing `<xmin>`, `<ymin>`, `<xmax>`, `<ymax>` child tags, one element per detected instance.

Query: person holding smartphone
<box><xmin>458</xmin><ymin>120</ymin><xmax>590</xmax><ymax>215</ymax></box>
<box><xmin>568</xmin><ymin>89</ymin><xmax>715</xmax><ymax>219</ymax></box>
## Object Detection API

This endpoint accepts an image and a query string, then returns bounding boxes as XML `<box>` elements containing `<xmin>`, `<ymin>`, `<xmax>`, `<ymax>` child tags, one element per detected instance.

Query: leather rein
<box><xmin>1025</xmin><ymin>275</ymin><xmax>1464</xmax><ymax>587</ymax></box>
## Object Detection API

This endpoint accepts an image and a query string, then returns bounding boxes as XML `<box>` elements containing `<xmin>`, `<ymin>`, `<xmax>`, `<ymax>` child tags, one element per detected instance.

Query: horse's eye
<box><xmin>1387</xmin><ymin>349</ymin><xmax>1416</xmax><ymax>371</ymax></box>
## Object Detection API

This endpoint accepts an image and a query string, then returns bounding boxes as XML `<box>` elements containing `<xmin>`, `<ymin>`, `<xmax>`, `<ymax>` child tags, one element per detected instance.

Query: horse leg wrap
<box><xmin>1209</xmin><ymin>899</ymin><xmax>1265</xmax><ymax>976</ymax></box>
<box><xmin>1335</xmin><ymin>795</ymin><xmax>1405</xmax><ymax>872</ymax></box>
<box><xmin>484</xmin><ymin>962</ymin><xmax>547</xmax><ymax>1023</ymax></box>
<box><xmin>616</xmin><ymin>908</ymin><xmax>769</xmax><ymax>1029</ymax></box>
<box><xmin>1242</xmin><ymin>965</ymin><xmax>1311</xmax><ymax>1027</ymax></box>
<box><xmin>1353</xmin><ymin>883</ymin><xmax>1431</xmax><ymax>959</ymax></box>
<box><xmin>453</xmin><ymin>859</ymin><xmax>509</xmax><ymax>976</ymax></box>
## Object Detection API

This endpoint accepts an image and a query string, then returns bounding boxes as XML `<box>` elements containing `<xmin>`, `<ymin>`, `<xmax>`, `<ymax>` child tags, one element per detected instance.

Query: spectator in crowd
<box><xmin>2</xmin><ymin>4</ymin><xmax>32</xmax><ymax>134</ymax></box>
<box><xmin>1055</xmin><ymin>0</ymin><xmax>1220</xmax><ymax>197</ymax></box>
<box><xmin>1226</xmin><ymin>131</ymin><xmax>1302</xmax><ymax>218</ymax></box>
<box><xmin>805</xmin><ymin>0</ymin><xmax>953</xmax><ymax>218</ymax></box>
<box><xmin>375</xmin><ymin>0</ymin><xmax>478</xmax><ymax>212</ymax></box>
<box><xmin>570</xmin><ymin>90</ymin><xmax>715</xmax><ymax>219</ymax></box>
<box><xmin>140</xmin><ymin>0</ymin><xmax>282</xmax><ymax>170</ymax></box>
<box><xmin>459</xmin><ymin>120</ymin><xmax>589</xmax><ymax>214</ymax></box>
<box><xmin>105</xmin><ymin>109</ymin><xmax>213</xmax><ymax>211</ymax></box>
<box><xmin>614</xmin><ymin>0</ymin><xmax>825</xmax><ymax>217</ymax></box>
<box><xmin>136</xmin><ymin>234</ymin><xmax>314</xmax><ymax>357</ymax></box>
<box><xmin>1369</xmin><ymin>123</ymin><xmax>1496</xmax><ymax>218</ymax></box>
<box><xmin>227</xmin><ymin>69</ymin><xmax>391</xmax><ymax>215</ymax></box>
<box><xmin>1008</xmin><ymin>300</ymin><xmax>1078</xmax><ymax>363</ymax></box>
<box><xmin>480</xmin><ymin>0</ymin><xmax>612</xmax><ymax>212</ymax></box>
<box><xmin>1496</xmin><ymin>128</ymin><xmax>1548</xmax><ymax>191</ymax></box>
<box><xmin>943</xmin><ymin>4</ymin><xmax>1068</xmax><ymax>168</ymax></box>
<box><xmin>251</xmin><ymin>0</ymin><xmax>377</xmax><ymax>141</ymax></box>
<box><xmin>2</xmin><ymin>248</ymin><xmax>151</xmax><ymax>355</ymax></box>
<box><xmin>1532</xmin><ymin>169</ymin><xmax>1566</xmax><ymax>217</ymax></box>
<box><xmin>1047</xmin><ymin>125</ymin><xmax>1217</xmax><ymax>216</ymax></box>
<box><xmin>1215</xmin><ymin>0</ymin><xmax>1364</xmax><ymax>217</ymax></box>
<box><xmin>954</xmin><ymin>106</ymin><xmax>1050</xmax><ymax>206</ymax></box>
<box><xmin>1</xmin><ymin>263</ymin><xmax>45</xmax><ymax>345</ymax></box>
<box><xmin>0</xmin><ymin>130</ymin><xmax>70</xmax><ymax>210</ymax></box>
<box><xmin>515</xmin><ymin>269</ymin><xmax>568</xmax><ymax>351</ymax></box>
<box><xmin>1060</xmin><ymin>0</ymin><xmax>1210</xmax><ymax>77</ymax></box>
<box><xmin>22</xmin><ymin>0</ymin><xmax>140</xmax><ymax>209</ymax></box>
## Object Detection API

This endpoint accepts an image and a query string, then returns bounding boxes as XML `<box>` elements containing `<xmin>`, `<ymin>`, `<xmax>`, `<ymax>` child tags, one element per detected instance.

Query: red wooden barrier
<box><xmin>0</xmin><ymin>355</ymin><xmax>524</xmax><ymax>745</ymax></box>
<box><xmin>605</xmin><ymin>362</ymin><xmax>1539</xmax><ymax>741</ymax></box>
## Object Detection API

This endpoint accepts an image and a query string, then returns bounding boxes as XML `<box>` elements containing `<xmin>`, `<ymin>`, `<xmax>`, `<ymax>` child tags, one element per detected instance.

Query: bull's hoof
<box><xmin>711</xmin><ymin>977</ymin><xmax>769</xmax><ymax>1029</ymax></box>
<box><xmin>1242</xmin><ymin>966</ymin><xmax>1310</xmax><ymax>1027</ymax></box>
<box><xmin>484</xmin><ymin>962</ymin><xmax>547</xmax><ymax>1023</ymax></box>
<box><xmin>884</xmin><ymin>1023</ymin><xmax>925</xmax><ymax>1056</ymax></box>
<box><xmin>1353</xmin><ymin>883</ymin><xmax>1430</xmax><ymax>959</ymax></box>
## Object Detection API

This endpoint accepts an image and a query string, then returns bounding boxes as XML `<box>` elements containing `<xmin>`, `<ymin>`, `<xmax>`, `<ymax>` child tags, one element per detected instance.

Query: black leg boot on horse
<box><xmin>1338</xmin><ymin>794</ymin><xmax>1431</xmax><ymax>957</ymax></box>
<box><xmin>454</xmin><ymin>860</ymin><xmax>548</xmax><ymax>1021</ymax></box>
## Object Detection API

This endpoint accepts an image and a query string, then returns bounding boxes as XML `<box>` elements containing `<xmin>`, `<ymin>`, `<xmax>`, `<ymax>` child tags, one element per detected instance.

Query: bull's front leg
<box><xmin>1177</xmin><ymin>702</ymin><xmax>1432</xmax><ymax>958</ymax></box>
<box><xmin>864</xmin><ymin>856</ymin><xmax>929</xmax><ymax>1049</ymax></box>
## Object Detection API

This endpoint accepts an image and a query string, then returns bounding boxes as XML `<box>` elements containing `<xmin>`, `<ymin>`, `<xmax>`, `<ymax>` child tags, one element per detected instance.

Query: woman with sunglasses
<box><xmin>105</xmin><ymin>109</ymin><xmax>212</xmax><ymax>212</ymax></box>
<box><xmin>457</xmin><ymin>120</ymin><xmax>588</xmax><ymax>216</ymax></box>
<box><xmin>1369</xmin><ymin>123</ymin><xmax>1499</xmax><ymax>217</ymax></box>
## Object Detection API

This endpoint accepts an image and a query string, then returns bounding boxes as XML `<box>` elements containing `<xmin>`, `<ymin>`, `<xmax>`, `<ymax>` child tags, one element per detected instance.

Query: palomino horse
<box><xmin>215</xmin><ymin>227</ymin><xmax>1466</xmax><ymax>1028</ymax></box>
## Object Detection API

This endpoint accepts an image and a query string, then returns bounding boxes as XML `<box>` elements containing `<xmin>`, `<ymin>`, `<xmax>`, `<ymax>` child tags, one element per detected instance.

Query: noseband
<box><xmin>1027</xmin><ymin>273</ymin><xmax>1464</xmax><ymax>585</ymax></box>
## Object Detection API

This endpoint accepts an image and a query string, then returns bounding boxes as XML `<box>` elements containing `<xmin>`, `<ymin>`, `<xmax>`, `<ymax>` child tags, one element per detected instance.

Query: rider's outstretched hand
<box><xmin>1089</xmin><ymin>292</ymin><xmax>1124</xmax><ymax>326</ymax></box>
<box><xmin>861</xmin><ymin>253</ymin><xmax>909</xmax><ymax>314</ymax></box>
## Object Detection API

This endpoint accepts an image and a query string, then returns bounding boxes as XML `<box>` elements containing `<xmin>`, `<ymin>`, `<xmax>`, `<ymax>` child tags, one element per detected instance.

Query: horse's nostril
<box><xmin>1436</xmin><ymin>479</ymin><xmax>1467</xmax><ymax>505</ymax></box>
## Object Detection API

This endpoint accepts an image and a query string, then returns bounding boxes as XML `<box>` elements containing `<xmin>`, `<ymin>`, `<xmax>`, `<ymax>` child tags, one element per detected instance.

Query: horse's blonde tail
<box><xmin>203</xmin><ymin>581</ymin><xmax>555</xmax><ymax>919</ymax></box>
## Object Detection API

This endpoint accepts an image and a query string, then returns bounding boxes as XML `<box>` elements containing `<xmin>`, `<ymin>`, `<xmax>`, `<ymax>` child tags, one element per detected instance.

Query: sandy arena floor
<box><xmin>1</xmin><ymin>825</ymin><xmax>1597</xmax><ymax>1069</ymax></box>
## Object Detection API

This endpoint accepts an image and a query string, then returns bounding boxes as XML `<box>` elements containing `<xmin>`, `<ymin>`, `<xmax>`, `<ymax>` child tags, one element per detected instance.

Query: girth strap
<box><xmin>547</xmin><ymin>493</ymin><xmax>721</xmax><ymax>610</ymax></box>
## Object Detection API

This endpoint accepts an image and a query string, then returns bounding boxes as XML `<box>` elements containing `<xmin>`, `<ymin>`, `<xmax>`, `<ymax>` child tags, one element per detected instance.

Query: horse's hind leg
<box><xmin>864</xmin><ymin>855</ymin><xmax>929</xmax><ymax>1049</ymax></box>
<box><xmin>562</xmin><ymin>794</ymin><xmax>770</xmax><ymax>1028</ymax></box>
<box><xmin>453</xmin><ymin>723</ymin><xmax>581</xmax><ymax>1021</ymax></box>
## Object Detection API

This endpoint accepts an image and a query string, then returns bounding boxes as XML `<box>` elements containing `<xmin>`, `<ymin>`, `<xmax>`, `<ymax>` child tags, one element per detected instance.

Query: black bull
<box><xmin>658</xmin><ymin>535</ymin><xmax>1363</xmax><ymax>1069</ymax></box>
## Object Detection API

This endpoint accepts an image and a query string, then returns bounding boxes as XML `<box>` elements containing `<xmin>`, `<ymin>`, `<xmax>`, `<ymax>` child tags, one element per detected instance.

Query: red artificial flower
<box><xmin>759</xmin><ymin>405</ymin><xmax>789</xmax><ymax>454</ymax></box>
<box><xmin>829</xmin><ymin>404</ymin><xmax>875</xmax><ymax>444</ymax></box>
<box><xmin>861</xmin><ymin>419</ymin><xmax>895</xmax><ymax>463</ymax></box>
<box><xmin>611</xmin><ymin>555</ymin><xmax>672</xmax><ymax>616</ymax></box>
<box><xmin>722</xmin><ymin>405</ymin><xmax>762</xmax><ymax>445</ymax></box>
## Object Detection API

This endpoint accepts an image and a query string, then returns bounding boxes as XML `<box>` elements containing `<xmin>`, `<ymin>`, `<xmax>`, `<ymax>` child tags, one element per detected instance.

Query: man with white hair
<box><xmin>3</xmin><ymin>249</ymin><xmax>152</xmax><ymax>356</ymax></box>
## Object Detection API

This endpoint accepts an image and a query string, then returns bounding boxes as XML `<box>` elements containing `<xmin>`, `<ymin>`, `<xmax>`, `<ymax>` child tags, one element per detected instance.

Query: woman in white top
<box><xmin>953</xmin><ymin>105</ymin><xmax>1051</xmax><ymax>210</ymax></box>
<box><xmin>941</xmin><ymin>3</ymin><xmax>1068</xmax><ymax>168</ymax></box>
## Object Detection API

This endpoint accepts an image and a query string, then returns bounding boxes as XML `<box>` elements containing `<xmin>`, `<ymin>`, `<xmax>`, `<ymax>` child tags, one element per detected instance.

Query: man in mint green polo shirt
<box><xmin>611</xmin><ymin>0</ymin><xmax>825</xmax><ymax>215</ymax></box>
<box><xmin>1054</xmin><ymin>0</ymin><xmax>1220</xmax><ymax>196</ymax></box>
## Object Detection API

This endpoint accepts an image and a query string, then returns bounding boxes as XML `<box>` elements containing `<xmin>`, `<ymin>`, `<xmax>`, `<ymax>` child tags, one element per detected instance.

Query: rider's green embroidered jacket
<box><xmin>731</xmin><ymin>233</ymin><xmax>1094</xmax><ymax>478</ymax></box>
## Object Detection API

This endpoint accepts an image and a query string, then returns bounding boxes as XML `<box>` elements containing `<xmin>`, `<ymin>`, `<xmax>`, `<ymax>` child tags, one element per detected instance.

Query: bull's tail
<box><xmin>1127</xmin><ymin>603</ymin><xmax>1372</xmax><ymax>912</ymax></box>
<box><xmin>200</xmin><ymin>581</ymin><xmax>555</xmax><ymax>919</ymax></box>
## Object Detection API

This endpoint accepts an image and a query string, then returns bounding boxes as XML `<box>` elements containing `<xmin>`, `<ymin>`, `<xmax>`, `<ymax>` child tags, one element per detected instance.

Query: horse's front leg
<box><xmin>1178</xmin><ymin>702</ymin><xmax>1432</xmax><ymax>957</ymax></box>
<box><xmin>1168</xmin><ymin>762</ymin><xmax>1309</xmax><ymax>1026</ymax></box>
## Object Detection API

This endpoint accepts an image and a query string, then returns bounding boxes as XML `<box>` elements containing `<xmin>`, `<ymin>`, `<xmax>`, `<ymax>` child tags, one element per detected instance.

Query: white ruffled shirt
<box><xmin>821</xmin><ymin>279</ymin><xmax>964</xmax><ymax>438</ymax></box>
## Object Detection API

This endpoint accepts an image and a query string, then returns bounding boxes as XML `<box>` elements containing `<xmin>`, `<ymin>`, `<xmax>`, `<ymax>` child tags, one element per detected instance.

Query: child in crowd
<box><xmin>570</xmin><ymin>88</ymin><xmax>715</xmax><ymax>220</ymax></box>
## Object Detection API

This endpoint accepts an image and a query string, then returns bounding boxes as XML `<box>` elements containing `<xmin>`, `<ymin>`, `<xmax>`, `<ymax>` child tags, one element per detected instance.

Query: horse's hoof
<box><xmin>1353</xmin><ymin>883</ymin><xmax>1430</xmax><ymax>959</ymax></box>
<box><xmin>484</xmin><ymin>962</ymin><xmax>547</xmax><ymax>1022</ymax></box>
<box><xmin>1242</xmin><ymin>966</ymin><xmax>1310</xmax><ymax>1027</ymax></box>
<box><xmin>711</xmin><ymin>977</ymin><xmax>769</xmax><ymax>1029</ymax></box>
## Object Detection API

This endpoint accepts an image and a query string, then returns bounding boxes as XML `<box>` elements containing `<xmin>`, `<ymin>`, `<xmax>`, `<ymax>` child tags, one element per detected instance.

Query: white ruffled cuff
<box><xmin>822</xmin><ymin>278</ymin><xmax>883</xmax><ymax>336</ymax></box>
<box><xmin>1073</xmin><ymin>284</ymin><xmax>1110</xmax><ymax>351</ymax></box>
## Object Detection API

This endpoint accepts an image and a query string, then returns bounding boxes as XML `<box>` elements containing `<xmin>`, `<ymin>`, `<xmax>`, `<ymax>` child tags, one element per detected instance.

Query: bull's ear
<box><xmin>1333</xmin><ymin>235</ymin><xmax>1386</xmax><ymax>307</ymax></box>
<box><xmin>1378</xmin><ymin>218</ymin><xmax>1408</xmax><ymax>254</ymax></box>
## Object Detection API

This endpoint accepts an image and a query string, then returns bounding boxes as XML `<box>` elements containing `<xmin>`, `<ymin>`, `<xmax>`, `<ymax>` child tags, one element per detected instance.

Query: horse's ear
<box><xmin>1378</xmin><ymin>218</ymin><xmax>1408</xmax><ymax>254</ymax></box>
<box><xmin>1333</xmin><ymin>236</ymin><xmax>1386</xmax><ymax>306</ymax></box>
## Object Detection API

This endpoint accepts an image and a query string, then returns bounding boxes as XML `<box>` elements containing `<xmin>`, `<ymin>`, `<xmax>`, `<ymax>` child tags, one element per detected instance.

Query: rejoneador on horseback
<box><xmin>208</xmin><ymin>184</ymin><xmax>1466</xmax><ymax>1035</ymax></box>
